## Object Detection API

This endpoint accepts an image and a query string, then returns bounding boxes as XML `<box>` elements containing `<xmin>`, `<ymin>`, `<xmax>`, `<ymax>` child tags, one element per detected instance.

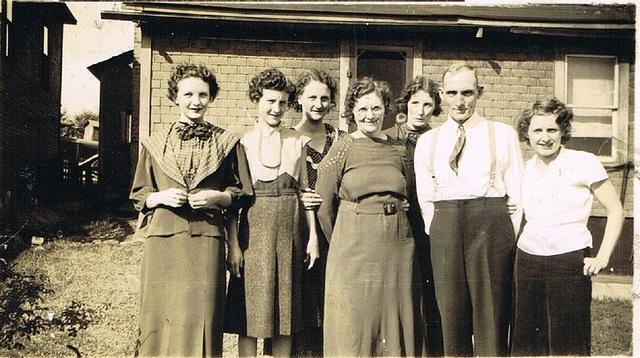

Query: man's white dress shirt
<box><xmin>414</xmin><ymin>113</ymin><xmax>524</xmax><ymax>235</ymax></box>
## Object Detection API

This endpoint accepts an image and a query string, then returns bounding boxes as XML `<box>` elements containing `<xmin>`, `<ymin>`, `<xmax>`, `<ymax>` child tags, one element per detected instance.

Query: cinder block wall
<box><xmin>148</xmin><ymin>36</ymin><xmax>340</xmax><ymax>136</ymax></box>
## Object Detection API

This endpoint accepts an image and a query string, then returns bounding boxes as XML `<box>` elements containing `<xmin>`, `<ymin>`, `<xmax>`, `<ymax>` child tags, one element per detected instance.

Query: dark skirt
<box><xmin>135</xmin><ymin>233</ymin><xmax>226</xmax><ymax>357</ymax></box>
<box><xmin>292</xmin><ymin>223</ymin><xmax>328</xmax><ymax>357</ymax></box>
<box><xmin>324</xmin><ymin>194</ymin><xmax>425</xmax><ymax>357</ymax></box>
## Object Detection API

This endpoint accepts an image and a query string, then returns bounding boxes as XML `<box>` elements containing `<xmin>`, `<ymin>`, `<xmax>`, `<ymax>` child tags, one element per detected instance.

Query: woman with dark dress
<box><xmin>291</xmin><ymin>69</ymin><xmax>346</xmax><ymax>357</ymax></box>
<box><xmin>384</xmin><ymin>76</ymin><xmax>443</xmax><ymax>356</ymax></box>
<box><xmin>130</xmin><ymin>63</ymin><xmax>251</xmax><ymax>357</ymax></box>
<box><xmin>225</xmin><ymin>68</ymin><xmax>319</xmax><ymax>357</ymax></box>
<box><xmin>316</xmin><ymin>77</ymin><xmax>425</xmax><ymax>357</ymax></box>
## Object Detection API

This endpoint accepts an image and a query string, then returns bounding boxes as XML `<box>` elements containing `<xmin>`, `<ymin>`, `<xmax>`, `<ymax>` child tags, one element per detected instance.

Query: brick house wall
<box><xmin>148</xmin><ymin>35</ymin><xmax>340</xmax><ymax>136</ymax></box>
<box><xmin>1</xmin><ymin>3</ymin><xmax>69</xmax><ymax>204</ymax></box>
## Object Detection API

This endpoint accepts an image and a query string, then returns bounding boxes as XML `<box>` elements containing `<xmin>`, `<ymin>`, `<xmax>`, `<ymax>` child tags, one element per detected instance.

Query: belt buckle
<box><xmin>383</xmin><ymin>203</ymin><xmax>397</xmax><ymax>215</ymax></box>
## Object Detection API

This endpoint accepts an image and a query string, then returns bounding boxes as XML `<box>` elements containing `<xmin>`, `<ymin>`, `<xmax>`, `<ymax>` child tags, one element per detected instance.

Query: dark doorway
<box><xmin>356</xmin><ymin>48</ymin><xmax>410</xmax><ymax>130</ymax></box>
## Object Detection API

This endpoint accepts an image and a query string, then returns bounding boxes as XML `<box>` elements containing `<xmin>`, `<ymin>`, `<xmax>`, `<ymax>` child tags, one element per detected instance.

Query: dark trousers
<box><xmin>511</xmin><ymin>249</ymin><xmax>592</xmax><ymax>356</ymax></box>
<box><xmin>430</xmin><ymin>197</ymin><xmax>515</xmax><ymax>356</ymax></box>
<box><xmin>408</xmin><ymin>208</ymin><xmax>444</xmax><ymax>357</ymax></box>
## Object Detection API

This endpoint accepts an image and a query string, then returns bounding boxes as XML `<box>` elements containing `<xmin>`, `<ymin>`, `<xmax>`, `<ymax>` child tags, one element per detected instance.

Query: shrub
<box><xmin>0</xmin><ymin>262</ymin><xmax>99</xmax><ymax>350</ymax></box>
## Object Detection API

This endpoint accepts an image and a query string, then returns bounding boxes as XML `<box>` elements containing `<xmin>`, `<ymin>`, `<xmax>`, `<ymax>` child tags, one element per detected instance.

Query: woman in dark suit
<box><xmin>130</xmin><ymin>63</ymin><xmax>251</xmax><ymax>357</ymax></box>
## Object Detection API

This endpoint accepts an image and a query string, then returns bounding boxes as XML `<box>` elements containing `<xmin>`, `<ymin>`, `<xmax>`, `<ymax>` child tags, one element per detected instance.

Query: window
<box><xmin>4</xmin><ymin>22</ymin><xmax>8</xmax><ymax>57</ymax></box>
<box><xmin>40</xmin><ymin>26</ymin><xmax>50</xmax><ymax>89</ymax></box>
<box><xmin>92</xmin><ymin>127</ymin><xmax>100</xmax><ymax>142</ymax></box>
<box><xmin>555</xmin><ymin>55</ymin><xmax>630</xmax><ymax>163</ymax></box>
<box><xmin>119</xmin><ymin>111</ymin><xmax>132</xmax><ymax>144</ymax></box>
<box><xmin>43</xmin><ymin>25</ymin><xmax>48</xmax><ymax>55</ymax></box>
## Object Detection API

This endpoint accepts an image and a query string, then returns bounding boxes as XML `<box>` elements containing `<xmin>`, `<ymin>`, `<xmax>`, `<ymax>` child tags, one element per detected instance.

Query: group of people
<box><xmin>130</xmin><ymin>62</ymin><xmax>624</xmax><ymax>357</ymax></box>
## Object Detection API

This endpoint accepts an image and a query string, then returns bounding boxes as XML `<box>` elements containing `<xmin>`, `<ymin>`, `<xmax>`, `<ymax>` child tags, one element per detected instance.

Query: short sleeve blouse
<box><xmin>518</xmin><ymin>147</ymin><xmax>608</xmax><ymax>256</ymax></box>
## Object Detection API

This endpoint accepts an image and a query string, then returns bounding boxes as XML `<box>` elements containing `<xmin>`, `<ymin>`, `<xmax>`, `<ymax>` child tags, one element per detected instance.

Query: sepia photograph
<box><xmin>0</xmin><ymin>1</ymin><xmax>635</xmax><ymax>357</ymax></box>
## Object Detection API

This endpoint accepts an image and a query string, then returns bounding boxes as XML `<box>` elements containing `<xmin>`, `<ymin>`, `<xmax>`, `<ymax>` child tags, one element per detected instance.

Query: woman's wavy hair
<box><xmin>292</xmin><ymin>69</ymin><xmax>338</xmax><ymax>112</ymax></box>
<box><xmin>394</xmin><ymin>76</ymin><xmax>442</xmax><ymax>117</ymax></box>
<box><xmin>247</xmin><ymin>68</ymin><xmax>294</xmax><ymax>104</ymax></box>
<box><xmin>167</xmin><ymin>63</ymin><xmax>219</xmax><ymax>102</ymax></box>
<box><xmin>341</xmin><ymin>77</ymin><xmax>391</xmax><ymax>125</ymax></box>
<box><xmin>516</xmin><ymin>97</ymin><xmax>573</xmax><ymax>144</ymax></box>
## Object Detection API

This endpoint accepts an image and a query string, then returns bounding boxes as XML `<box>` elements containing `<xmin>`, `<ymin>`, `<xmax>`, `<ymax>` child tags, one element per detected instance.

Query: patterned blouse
<box><xmin>303</xmin><ymin>123</ymin><xmax>347</xmax><ymax>189</ymax></box>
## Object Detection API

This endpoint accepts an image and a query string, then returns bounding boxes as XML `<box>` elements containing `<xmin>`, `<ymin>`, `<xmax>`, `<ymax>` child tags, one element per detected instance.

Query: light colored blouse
<box><xmin>518</xmin><ymin>147</ymin><xmax>608</xmax><ymax>256</ymax></box>
<box><xmin>241</xmin><ymin>122</ymin><xmax>310</xmax><ymax>184</ymax></box>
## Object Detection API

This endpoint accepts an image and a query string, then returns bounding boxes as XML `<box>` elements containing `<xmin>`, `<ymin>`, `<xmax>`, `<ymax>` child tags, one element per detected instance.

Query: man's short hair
<box><xmin>442</xmin><ymin>63</ymin><xmax>479</xmax><ymax>88</ymax></box>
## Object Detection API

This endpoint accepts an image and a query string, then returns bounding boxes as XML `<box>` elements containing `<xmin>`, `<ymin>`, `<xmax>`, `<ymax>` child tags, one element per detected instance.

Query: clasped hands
<box><xmin>146</xmin><ymin>188</ymin><xmax>228</xmax><ymax>210</ymax></box>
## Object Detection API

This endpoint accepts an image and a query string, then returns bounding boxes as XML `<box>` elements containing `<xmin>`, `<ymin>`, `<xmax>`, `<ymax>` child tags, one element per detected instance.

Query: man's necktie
<box><xmin>449</xmin><ymin>123</ymin><xmax>466</xmax><ymax>175</ymax></box>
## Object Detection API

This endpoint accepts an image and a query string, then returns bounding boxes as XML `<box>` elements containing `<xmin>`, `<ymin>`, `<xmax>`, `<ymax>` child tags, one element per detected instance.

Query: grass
<box><xmin>591</xmin><ymin>298</ymin><xmax>633</xmax><ymax>356</ymax></box>
<box><xmin>0</xmin><ymin>229</ymin><xmax>633</xmax><ymax>357</ymax></box>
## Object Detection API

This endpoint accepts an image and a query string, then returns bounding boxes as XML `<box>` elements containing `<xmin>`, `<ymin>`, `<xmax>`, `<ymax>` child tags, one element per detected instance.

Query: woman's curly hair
<box><xmin>248</xmin><ymin>68</ymin><xmax>294</xmax><ymax>104</ymax></box>
<box><xmin>167</xmin><ymin>63</ymin><xmax>219</xmax><ymax>102</ymax></box>
<box><xmin>516</xmin><ymin>97</ymin><xmax>573</xmax><ymax>144</ymax></box>
<box><xmin>341</xmin><ymin>77</ymin><xmax>391</xmax><ymax>125</ymax></box>
<box><xmin>394</xmin><ymin>76</ymin><xmax>442</xmax><ymax>117</ymax></box>
<box><xmin>292</xmin><ymin>69</ymin><xmax>338</xmax><ymax>112</ymax></box>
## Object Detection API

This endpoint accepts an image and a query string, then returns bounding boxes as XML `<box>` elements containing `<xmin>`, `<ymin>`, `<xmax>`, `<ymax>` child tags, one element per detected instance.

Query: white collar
<box><xmin>445</xmin><ymin>112</ymin><xmax>483</xmax><ymax>129</ymax></box>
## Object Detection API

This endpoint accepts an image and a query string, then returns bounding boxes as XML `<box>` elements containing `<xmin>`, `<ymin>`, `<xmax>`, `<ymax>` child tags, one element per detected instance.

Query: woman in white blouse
<box><xmin>510</xmin><ymin>97</ymin><xmax>624</xmax><ymax>356</ymax></box>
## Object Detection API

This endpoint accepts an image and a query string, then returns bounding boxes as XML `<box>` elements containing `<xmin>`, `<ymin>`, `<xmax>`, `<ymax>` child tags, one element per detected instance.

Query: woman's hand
<box><xmin>227</xmin><ymin>243</ymin><xmax>243</xmax><ymax>278</ymax></box>
<box><xmin>146</xmin><ymin>188</ymin><xmax>188</xmax><ymax>208</ymax></box>
<box><xmin>306</xmin><ymin>232</ymin><xmax>320</xmax><ymax>270</ymax></box>
<box><xmin>401</xmin><ymin>199</ymin><xmax>410</xmax><ymax>212</ymax></box>
<box><xmin>300</xmin><ymin>189</ymin><xmax>323</xmax><ymax>210</ymax></box>
<box><xmin>188</xmin><ymin>190</ymin><xmax>227</xmax><ymax>210</ymax></box>
<box><xmin>583</xmin><ymin>256</ymin><xmax>609</xmax><ymax>277</ymax></box>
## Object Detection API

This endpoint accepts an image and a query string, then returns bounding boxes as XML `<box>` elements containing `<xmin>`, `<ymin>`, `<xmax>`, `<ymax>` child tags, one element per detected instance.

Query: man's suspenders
<box><xmin>426</xmin><ymin>121</ymin><xmax>497</xmax><ymax>190</ymax></box>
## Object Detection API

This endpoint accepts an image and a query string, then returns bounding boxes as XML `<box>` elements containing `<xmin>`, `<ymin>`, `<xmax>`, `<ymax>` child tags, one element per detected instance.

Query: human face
<box><xmin>354</xmin><ymin>92</ymin><xmax>385</xmax><ymax>136</ymax></box>
<box><xmin>258</xmin><ymin>89</ymin><xmax>289</xmax><ymax>128</ymax></box>
<box><xmin>175</xmin><ymin>77</ymin><xmax>212</xmax><ymax>122</ymax></box>
<box><xmin>527</xmin><ymin>113</ymin><xmax>562</xmax><ymax>158</ymax></box>
<box><xmin>406</xmin><ymin>90</ymin><xmax>435</xmax><ymax>130</ymax></box>
<box><xmin>299</xmin><ymin>80</ymin><xmax>331</xmax><ymax>122</ymax></box>
<box><xmin>441</xmin><ymin>69</ymin><xmax>482</xmax><ymax>123</ymax></box>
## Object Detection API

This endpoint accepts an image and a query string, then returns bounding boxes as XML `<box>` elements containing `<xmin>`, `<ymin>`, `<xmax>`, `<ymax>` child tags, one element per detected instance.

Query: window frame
<box><xmin>555</xmin><ymin>53</ymin><xmax>630</xmax><ymax>164</ymax></box>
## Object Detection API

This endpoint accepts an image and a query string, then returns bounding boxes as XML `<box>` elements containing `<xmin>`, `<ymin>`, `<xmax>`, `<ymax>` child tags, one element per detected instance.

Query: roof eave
<box><xmin>101</xmin><ymin>10</ymin><xmax>634</xmax><ymax>31</ymax></box>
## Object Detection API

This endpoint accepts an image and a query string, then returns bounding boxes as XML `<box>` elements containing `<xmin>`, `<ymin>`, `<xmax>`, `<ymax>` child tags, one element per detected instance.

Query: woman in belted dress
<box><xmin>316</xmin><ymin>77</ymin><xmax>425</xmax><ymax>357</ymax></box>
<box><xmin>130</xmin><ymin>63</ymin><xmax>251</xmax><ymax>357</ymax></box>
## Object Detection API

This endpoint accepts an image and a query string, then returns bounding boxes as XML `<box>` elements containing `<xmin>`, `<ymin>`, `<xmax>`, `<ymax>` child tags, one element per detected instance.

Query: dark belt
<box><xmin>434</xmin><ymin>196</ymin><xmax>507</xmax><ymax>209</ymax></box>
<box><xmin>253</xmin><ymin>188</ymin><xmax>299</xmax><ymax>197</ymax></box>
<box><xmin>340</xmin><ymin>198</ymin><xmax>404</xmax><ymax>215</ymax></box>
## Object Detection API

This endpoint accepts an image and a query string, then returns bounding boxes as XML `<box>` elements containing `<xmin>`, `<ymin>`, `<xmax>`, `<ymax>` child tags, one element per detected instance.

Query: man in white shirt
<box><xmin>414</xmin><ymin>63</ymin><xmax>523</xmax><ymax>356</ymax></box>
